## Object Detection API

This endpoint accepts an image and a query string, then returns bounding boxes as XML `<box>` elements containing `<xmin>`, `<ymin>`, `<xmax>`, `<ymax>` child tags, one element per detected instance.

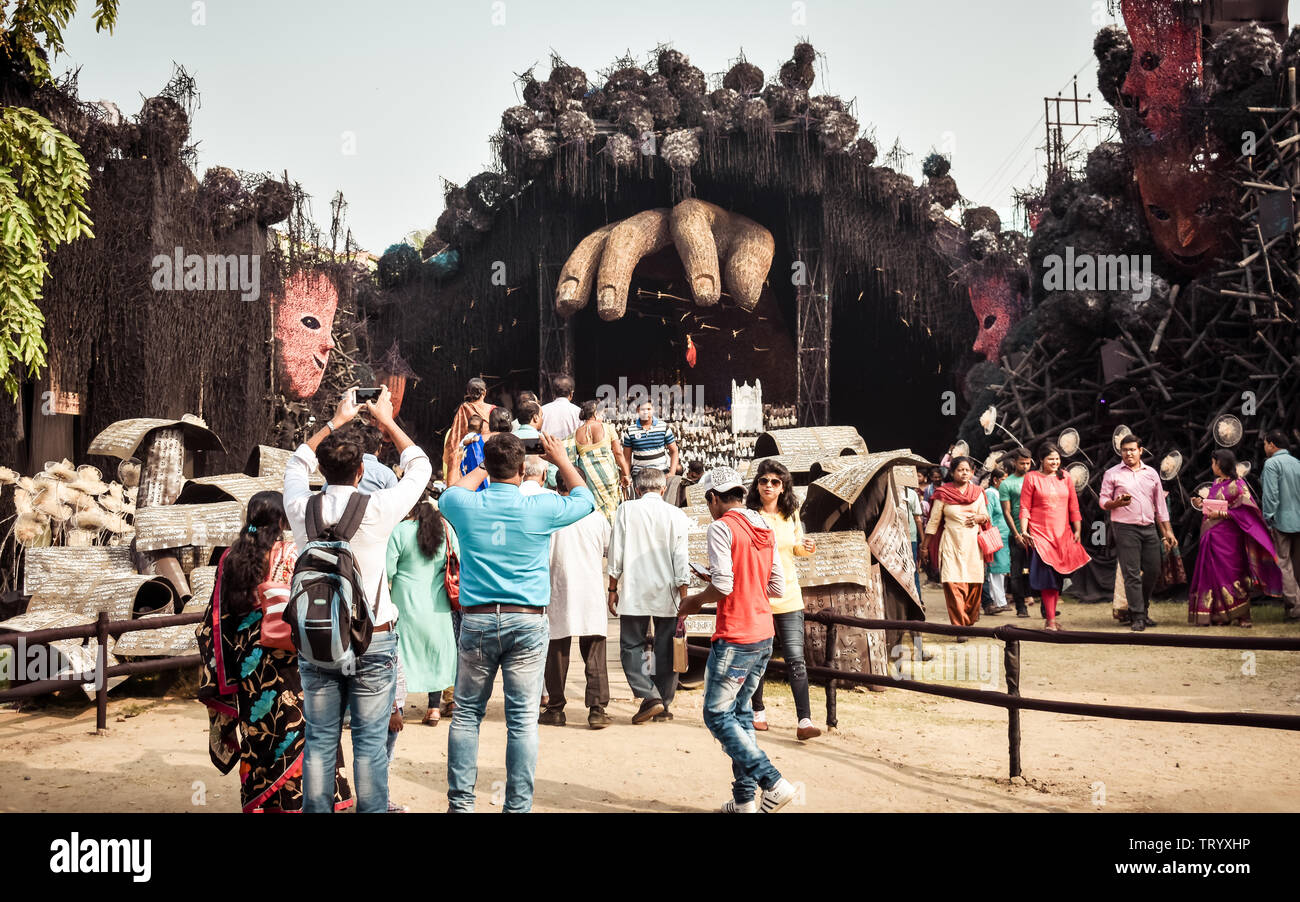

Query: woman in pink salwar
<box><xmin>1188</xmin><ymin>450</ymin><xmax>1282</xmax><ymax>628</ymax></box>
<box><xmin>1018</xmin><ymin>443</ymin><xmax>1091</xmax><ymax>631</ymax></box>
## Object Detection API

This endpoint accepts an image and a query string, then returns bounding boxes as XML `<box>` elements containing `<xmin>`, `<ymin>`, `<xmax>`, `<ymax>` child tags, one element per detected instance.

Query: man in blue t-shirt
<box><xmin>438</xmin><ymin>431</ymin><xmax>594</xmax><ymax>812</ymax></box>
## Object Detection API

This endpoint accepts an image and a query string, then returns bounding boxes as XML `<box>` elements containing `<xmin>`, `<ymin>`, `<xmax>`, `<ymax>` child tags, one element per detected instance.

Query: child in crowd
<box><xmin>459</xmin><ymin>415</ymin><xmax>486</xmax><ymax>490</ymax></box>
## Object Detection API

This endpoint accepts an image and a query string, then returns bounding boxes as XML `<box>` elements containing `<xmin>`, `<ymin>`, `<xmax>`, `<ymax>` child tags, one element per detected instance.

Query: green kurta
<box><xmin>385</xmin><ymin>519</ymin><xmax>457</xmax><ymax>693</ymax></box>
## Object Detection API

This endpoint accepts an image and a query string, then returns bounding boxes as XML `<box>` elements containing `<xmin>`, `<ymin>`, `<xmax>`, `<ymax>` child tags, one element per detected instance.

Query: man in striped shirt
<box><xmin>621</xmin><ymin>400</ymin><xmax>680</xmax><ymax>479</ymax></box>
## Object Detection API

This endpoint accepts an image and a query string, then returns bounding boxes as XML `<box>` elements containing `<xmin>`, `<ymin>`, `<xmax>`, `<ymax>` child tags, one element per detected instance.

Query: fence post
<box><xmin>95</xmin><ymin>611</ymin><xmax>109</xmax><ymax>734</ymax></box>
<box><xmin>1004</xmin><ymin>638</ymin><xmax>1021</xmax><ymax>778</ymax></box>
<box><xmin>824</xmin><ymin>621</ymin><xmax>837</xmax><ymax>729</ymax></box>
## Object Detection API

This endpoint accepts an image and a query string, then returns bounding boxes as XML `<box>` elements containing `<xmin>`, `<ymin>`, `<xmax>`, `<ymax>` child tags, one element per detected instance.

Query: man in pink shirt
<box><xmin>1098</xmin><ymin>433</ymin><xmax>1178</xmax><ymax>631</ymax></box>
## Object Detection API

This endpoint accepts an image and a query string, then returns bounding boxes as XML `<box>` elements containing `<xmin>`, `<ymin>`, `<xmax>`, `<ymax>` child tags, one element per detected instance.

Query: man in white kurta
<box><xmin>542</xmin><ymin>493</ymin><xmax>613</xmax><ymax>729</ymax></box>
<box><xmin>607</xmin><ymin>468</ymin><xmax>692</xmax><ymax>724</ymax></box>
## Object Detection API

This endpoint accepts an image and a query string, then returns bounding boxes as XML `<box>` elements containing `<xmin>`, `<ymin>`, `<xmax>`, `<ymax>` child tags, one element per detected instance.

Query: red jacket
<box><xmin>712</xmin><ymin>509</ymin><xmax>778</xmax><ymax>644</ymax></box>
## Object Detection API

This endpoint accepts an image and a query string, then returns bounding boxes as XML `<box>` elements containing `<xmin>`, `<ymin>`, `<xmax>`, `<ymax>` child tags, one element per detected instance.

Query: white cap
<box><xmin>700</xmin><ymin>465</ymin><xmax>745</xmax><ymax>495</ymax></box>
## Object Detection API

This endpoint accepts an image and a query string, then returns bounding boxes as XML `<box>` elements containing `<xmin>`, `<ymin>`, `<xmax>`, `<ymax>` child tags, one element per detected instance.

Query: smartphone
<box><xmin>520</xmin><ymin>436</ymin><xmax>544</xmax><ymax>455</ymax></box>
<box><xmin>689</xmin><ymin>562</ymin><xmax>711</xmax><ymax>581</ymax></box>
<box><xmin>354</xmin><ymin>387</ymin><xmax>382</xmax><ymax>403</ymax></box>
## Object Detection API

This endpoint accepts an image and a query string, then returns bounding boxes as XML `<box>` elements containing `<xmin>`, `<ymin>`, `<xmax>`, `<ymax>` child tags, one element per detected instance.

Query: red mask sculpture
<box><xmin>1132</xmin><ymin>142</ymin><xmax>1235</xmax><ymax>272</ymax></box>
<box><xmin>1120</xmin><ymin>0</ymin><xmax>1202</xmax><ymax>139</ymax></box>
<box><xmin>274</xmin><ymin>271</ymin><xmax>338</xmax><ymax>399</ymax></box>
<box><xmin>969</xmin><ymin>272</ymin><xmax>1025</xmax><ymax>363</ymax></box>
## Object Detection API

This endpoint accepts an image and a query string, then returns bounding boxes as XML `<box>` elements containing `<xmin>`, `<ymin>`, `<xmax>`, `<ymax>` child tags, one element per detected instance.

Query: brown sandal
<box><xmin>422</xmin><ymin>709</ymin><xmax>441</xmax><ymax>726</ymax></box>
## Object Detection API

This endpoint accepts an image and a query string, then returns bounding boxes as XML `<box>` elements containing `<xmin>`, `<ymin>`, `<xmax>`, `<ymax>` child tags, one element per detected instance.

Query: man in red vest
<box><xmin>679</xmin><ymin>466</ymin><xmax>800</xmax><ymax>813</ymax></box>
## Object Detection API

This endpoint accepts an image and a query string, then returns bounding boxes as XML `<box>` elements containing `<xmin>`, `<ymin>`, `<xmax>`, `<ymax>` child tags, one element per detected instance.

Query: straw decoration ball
<box><xmin>556</xmin><ymin>109</ymin><xmax>597</xmax><ymax>143</ymax></box>
<box><xmin>523</xmin><ymin>128</ymin><xmax>557</xmax><ymax>160</ymax></box>
<box><xmin>604</xmin><ymin>133</ymin><xmax>638</xmax><ymax>169</ymax></box>
<box><xmin>723</xmin><ymin>61</ymin><xmax>764</xmax><ymax>95</ymax></box>
<box><xmin>661</xmin><ymin>128</ymin><xmax>701</xmax><ymax>169</ymax></box>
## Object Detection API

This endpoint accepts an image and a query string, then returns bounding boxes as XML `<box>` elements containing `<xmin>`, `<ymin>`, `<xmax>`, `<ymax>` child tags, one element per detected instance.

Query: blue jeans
<box><xmin>299</xmin><ymin>630</ymin><xmax>398</xmax><ymax>813</ymax></box>
<box><xmin>703</xmin><ymin>637</ymin><xmax>783</xmax><ymax>804</ymax></box>
<box><xmin>446</xmin><ymin>611</ymin><xmax>549</xmax><ymax>813</ymax></box>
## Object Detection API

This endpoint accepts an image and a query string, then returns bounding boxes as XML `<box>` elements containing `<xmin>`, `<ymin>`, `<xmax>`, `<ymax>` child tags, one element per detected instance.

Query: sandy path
<box><xmin>2</xmin><ymin>586</ymin><xmax>1298</xmax><ymax>812</ymax></box>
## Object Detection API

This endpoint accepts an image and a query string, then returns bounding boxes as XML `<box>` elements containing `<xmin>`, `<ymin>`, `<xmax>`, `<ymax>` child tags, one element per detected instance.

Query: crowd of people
<box><xmin>196</xmin><ymin>375</ymin><xmax>808</xmax><ymax>813</ymax></box>
<box><xmin>912</xmin><ymin>432</ymin><xmax>1300</xmax><ymax>634</ymax></box>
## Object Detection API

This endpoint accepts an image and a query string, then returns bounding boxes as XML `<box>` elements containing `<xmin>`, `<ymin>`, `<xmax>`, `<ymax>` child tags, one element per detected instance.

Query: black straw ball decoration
<box><xmin>556</xmin><ymin>109</ymin><xmax>597</xmax><ymax>142</ymax></box>
<box><xmin>739</xmin><ymin>97</ymin><xmax>773</xmax><ymax>131</ymax></box>
<box><xmin>617</xmin><ymin>104</ymin><xmax>654</xmax><ymax>138</ymax></box>
<box><xmin>502</xmin><ymin>105</ymin><xmax>538</xmax><ymax>134</ymax></box>
<box><xmin>444</xmin><ymin>183</ymin><xmax>469</xmax><ymax>211</ymax></box>
<box><xmin>661</xmin><ymin>128</ymin><xmax>701</xmax><ymax>169</ymax></box>
<box><xmin>465</xmin><ymin>171</ymin><xmax>512</xmax><ymax>212</ymax></box>
<box><xmin>723</xmin><ymin>61</ymin><xmax>765</xmax><ymax>95</ymax></box>
<box><xmin>780</xmin><ymin>58</ymin><xmax>815</xmax><ymax>91</ymax></box>
<box><xmin>253</xmin><ymin>178</ymin><xmax>294</xmax><ymax>226</ymax></box>
<box><xmin>679</xmin><ymin>92</ymin><xmax>712</xmax><ymax>126</ymax></box>
<box><xmin>530</xmin><ymin>81</ymin><xmax>566</xmax><ymax>114</ymax></box>
<box><xmin>657</xmin><ymin>48</ymin><xmax>688</xmax><ymax>79</ymax></box>
<box><xmin>581</xmin><ymin>89</ymin><xmax>608</xmax><ymax>119</ymax></box>
<box><xmin>643</xmin><ymin>85</ymin><xmax>680</xmax><ymax>127</ymax></box>
<box><xmin>793</xmin><ymin>41</ymin><xmax>816</xmax><ymax>65</ymax></box>
<box><xmin>963</xmin><ymin>206</ymin><xmax>1001</xmax><ymax>234</ymax></box>
<box><xmin>968</xmin><ymin>228</ymin><xmax>999</xmax><ymax>261</ymax></box>
<box><xmin>817</xmin><ymin>110</ymin><xmax>858</xmax><ymax>153</ymax></box>
<box><xmin>421</xmin><ymin>232</ymin><xmax>448</xmax><ymax>261</ymax></box>
<box><xmin>1209</xmin><ymin>23</ymin><xmax>1281</xmax><ymax>92</ymax></box>
<box><xmin>762</xmin><ymin>84</ymin><xmax>797</xmax><ymax>118</ymax></box>
<box><xmin>201</xmin><ymin>166</ymin><xmax>243</xmax><ymax>208</ymax></box>
<box><xmin>851</xmin><ymin>137</ymin><xmax>878</xmax><ymax>166</ymax></box>
<box><xmin>435</xmin><ymin>207</ymin><xmax>463</xmax><ymax>246</ymax></box>
<box><xmin>1085</xmin><ymin>142</ymin><xmax>1131</xmax><ymax>197</ymax></box>
<box><xmin>669</xmin><ymin>65</ymin><xmax>708</xmax><ymax>97</ymax></box>
<box><xmin>709</xmin><ymin>88</ymin><xmax>741</xmax><ymax>118</ymax></box>
<box><xmin>806</xmin><ymin>94</ymin><xmax>844</xmax><ymax>120</ymax></box>
<box><xmin>379</xmin><ymin>243</ymin><xmax>421</xmax><ymax>288</ymax></box>
<box><xmin>138</xmin><ymin>95</ymin><xmax>189</xmax><ymax>158</ymax></box>
<box><xmin>523</xmin><ymin>128</ymin><xmax>556</xmax><ymax>160</ymax></box>
<box><xmin>1065</xmin><ymin>193</ymin><xmax>1113</xmax><ymax>232</ymax></box>
<box><xmin>550</xmin><ymin>64</ymin><xmax>588</xmax><ymax>99</ymax></box>
<box><xmin>522</xmin><ymin>76</ymin><xmax>543</xmax><ymax>107</ymax></box>
<box><xmin>1283</xmin><ymin>25</ymin><xmax>1300</xmax><ymax>76</ymax></box>
<box><xmin>604</xmin><ymin>133</ymin><xmax>638</xmax><ymax>169</ymax></box>
<box><xmin>926</xmin><ymin>173</ymin><xmax>961</xmax><ymax>209</ymax></box>
<box><xmin>605</xmin><ymin>66</ymin><xmax>649</xmax><ymax>93</ymax></box>
<box><xmin>921</xmin><ymin>152</ymin><xmax>951</xmax><ymax>179</ymax></box>
<box><xmin>700</xmin><ymin>109</ymin><xmax>733</xmax><ymax>134</ymax></box>
<box><xmin>1093</xmin><ymin>25</ymin><xmax>1133</xmax><ymax>107</ymax></box>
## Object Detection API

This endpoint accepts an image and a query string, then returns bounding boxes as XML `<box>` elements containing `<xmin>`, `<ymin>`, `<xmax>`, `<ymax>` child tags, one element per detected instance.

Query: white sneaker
<box><xmin>760</xmin><ymin>778</ymin><xmax>797</xmax><ymax>813</ymax></box>
<box><xmin>720</xmin><ymin>798</ymin><xmax>757</xmax><ymax>813</ymax></box>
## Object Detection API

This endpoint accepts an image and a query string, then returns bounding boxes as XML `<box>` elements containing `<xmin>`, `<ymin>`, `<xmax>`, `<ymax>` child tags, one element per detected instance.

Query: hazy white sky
<box><xmin>56</xmin><ymin>0</ymin><xmax>1296</xmax><ymax>252</ymax></box>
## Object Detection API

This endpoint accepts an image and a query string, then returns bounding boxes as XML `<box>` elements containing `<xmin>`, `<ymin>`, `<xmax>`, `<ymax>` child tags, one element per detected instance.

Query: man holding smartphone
<box><xmin>1099</xmin><ymin>434</ymin><xmax>1177</xmax><ymax>632</ymax></box>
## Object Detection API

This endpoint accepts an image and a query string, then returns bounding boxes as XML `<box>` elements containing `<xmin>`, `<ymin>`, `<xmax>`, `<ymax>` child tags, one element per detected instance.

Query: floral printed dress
<box><xmin>196</xmin><ymin>540</ymin><xmax>353</xmax><ymax>812</ymax></box>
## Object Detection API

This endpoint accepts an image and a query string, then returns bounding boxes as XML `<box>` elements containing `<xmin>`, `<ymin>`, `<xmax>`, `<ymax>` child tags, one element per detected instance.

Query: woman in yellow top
<box><xmin>745</xmin><ymin>460</ymin><xmax>820</xmax><ymax>741</ymax></box>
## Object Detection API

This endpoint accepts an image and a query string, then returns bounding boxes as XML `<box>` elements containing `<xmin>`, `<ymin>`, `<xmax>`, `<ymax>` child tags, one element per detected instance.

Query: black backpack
<box><xmin>284</xmin><ymin>493</ymin><xmax>380</xmax><ymax>671</ymax></box>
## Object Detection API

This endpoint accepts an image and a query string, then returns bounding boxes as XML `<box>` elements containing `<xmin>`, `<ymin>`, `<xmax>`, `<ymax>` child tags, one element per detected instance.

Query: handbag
<box><xmin>672</xmin><ymin>618</ymin><xmax>689</xmax><ymax>673</ymax></box>
<box><xmin>256</xmin><ymin>581</ymin><xmax>295</xmax><ymax>650</ymax></box>
<box><xmin>443</xmin><ymin>529</ymin><xmax>461</xmax><ymax>611</ymax></box>
<box><xmin>977</xmin><ymin>522</ymin><xmax>1004</xmax><ymax>561</ymax></box>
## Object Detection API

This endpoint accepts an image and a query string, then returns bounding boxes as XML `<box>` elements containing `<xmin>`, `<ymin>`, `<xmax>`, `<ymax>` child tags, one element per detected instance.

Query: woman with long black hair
<box><xmin>1018</xmin><ymin>442</ymin><xmax>1091</xmax><ymax>631</ymax></box>
<box><xmin>386</xmin><ymin>493</ymin><xmax>457</xmax><ymax>725</ymax></box>
<box><xmin>196</xmin><ymin>491</ymin><xmax>353</xmax><ymax>812</ymax></box>
<box><xmin>745</xmin><ymin>459</ymin><xmax>820</xmax><ymax>741</ymax></box>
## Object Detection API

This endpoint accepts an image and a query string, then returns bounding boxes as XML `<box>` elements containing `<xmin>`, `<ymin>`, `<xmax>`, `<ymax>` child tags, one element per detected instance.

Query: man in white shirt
<box><xmin>540</xmin><ymin>374</ymin><xmax>582</xmax><ymax>439</ymax></box>
<box><xmin>542</xmin><ymin>484</ymin><xmax>613</xmax><ymax>729</ymax></box>
<box><xmin>283</xmin><ymin>386</ymin><xmax>432</xmax><ymax>814</ymax></box>
<box><xmin>607</xmin><ymin>467</ymin><xmax>691</xmax><ymax>724</ymax></box>
<box><xmin>519</xmin><ymin>456</ymin><xmax>549</xmax><ymax>496</ymax></box>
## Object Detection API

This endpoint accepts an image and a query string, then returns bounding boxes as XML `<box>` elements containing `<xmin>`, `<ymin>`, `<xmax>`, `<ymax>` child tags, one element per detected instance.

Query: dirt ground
<box><xmin>2</xmin><ymin>584</ymin><xmax>1298</xmax><ymax>813</ymax></box>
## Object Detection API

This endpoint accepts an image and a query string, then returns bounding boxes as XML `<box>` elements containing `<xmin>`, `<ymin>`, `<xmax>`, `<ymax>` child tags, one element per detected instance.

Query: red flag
<box><xmin>685</xmin><ymin>334</ymin><xmax>697</xmax><ymax>368</ymax></box>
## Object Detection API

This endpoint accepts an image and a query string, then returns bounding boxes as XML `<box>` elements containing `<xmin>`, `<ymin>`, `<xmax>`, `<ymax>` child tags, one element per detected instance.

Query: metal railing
<box><xmin>0</xmin><ymin>610</ymin><xmax>203</xmax><ymax>732</ymax></box>
<box><xmin>689</xmin><ymin>612</ymin><xmax>1300</xmax><ymax>777</ymax></box>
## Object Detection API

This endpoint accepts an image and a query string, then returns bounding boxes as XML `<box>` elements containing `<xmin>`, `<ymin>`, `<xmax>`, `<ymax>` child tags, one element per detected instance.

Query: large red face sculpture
<box><xmin>1120</xmin><ymin>0</ymin><xmax>1202</xmax><ymax>139</ymax></box>
<box><xmin>969</xmin><ymin>272</ymin><xmax>1025</xmax><ymax>363</ymax></box>
<box><xmin>274</xmin><ymin>271</ymin><xmax>338</xmax><ymax>399</ymax></box>
<box><xmin>1133</xmin><ymin>142</ymin><xmax>1235</xmax><ymax>272</ymax></box>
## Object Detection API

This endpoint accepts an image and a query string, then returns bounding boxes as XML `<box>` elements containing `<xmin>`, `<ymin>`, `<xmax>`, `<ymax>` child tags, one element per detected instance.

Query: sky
<box><xmin>53</xmin><ymin>0</ymin><xmax>1297</xmax><ymax>253</ymax></box>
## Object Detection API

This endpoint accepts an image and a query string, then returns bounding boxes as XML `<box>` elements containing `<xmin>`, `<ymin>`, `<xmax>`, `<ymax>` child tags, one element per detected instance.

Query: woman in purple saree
<box><xmin>1188</xmin><ymin>450</ymin><xmax>1283</xmax><ymax>627</ymax></box>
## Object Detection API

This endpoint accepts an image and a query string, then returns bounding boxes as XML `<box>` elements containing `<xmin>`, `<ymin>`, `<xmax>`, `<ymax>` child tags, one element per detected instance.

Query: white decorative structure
<box><xmin>731</xmin><ymin>379</ymin><xmax>764</xmax><ymax>435</ymax></box>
